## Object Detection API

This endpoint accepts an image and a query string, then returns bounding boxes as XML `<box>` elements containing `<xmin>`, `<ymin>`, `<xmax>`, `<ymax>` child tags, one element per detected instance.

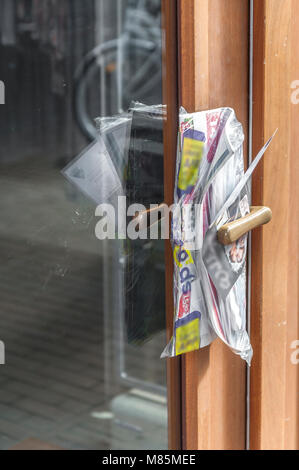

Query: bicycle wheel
<box><xmin>73</xmin><ymin>38</ymin><xmax>162</xmax><ymax>142</ymax></box>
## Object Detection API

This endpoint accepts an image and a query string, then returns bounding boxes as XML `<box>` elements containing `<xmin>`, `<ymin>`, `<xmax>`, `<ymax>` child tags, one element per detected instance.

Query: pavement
<box><xmin>0</xmin><ymin>156</ymin><xmax>167</xmax><ymax>450</ymax></box>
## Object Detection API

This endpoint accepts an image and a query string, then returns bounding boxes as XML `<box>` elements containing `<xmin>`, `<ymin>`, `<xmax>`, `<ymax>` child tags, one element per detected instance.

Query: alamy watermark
<box><xmin>0</xmin><ymin>341</ymin><xmax>5</xmax><ymax>365</ymax></box>
<box><xmin>290</xmin><ymin>80</ymin><xmax>299</xmax><ymax>104</ymax></box>
<box><xmin>95</xmin><ymin>197</ymin><xmax>175</xmax><ymax>241</ymax></box>
<box><xmin>94</xmin><ymin>197</ymin><xmax>200</xmax><ymax>247</ymax></box>
<box><xmin>0</xmin><ymin>80</ymin><xmax>5</xmax><ymax>105</ymax></box>
<box><xmin>290</xmin><ymin>340</ymin><xmax>299</xmax><ymax>365</ymax></box>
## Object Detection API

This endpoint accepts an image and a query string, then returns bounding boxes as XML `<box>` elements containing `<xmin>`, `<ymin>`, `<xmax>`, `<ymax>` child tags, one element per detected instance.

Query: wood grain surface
<box><xmin>250</xmin><ymin>0</ymin><xmax>299</xmax><ymax>450</ymax></box>
<box><xmin>178</xmin><ymin>0</ymin><xmax>249</xmax><ymax>450</ymax></box>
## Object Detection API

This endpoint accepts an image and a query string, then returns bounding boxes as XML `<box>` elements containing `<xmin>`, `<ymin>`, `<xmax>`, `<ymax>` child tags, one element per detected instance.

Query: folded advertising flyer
<box><xmin>62</xmin><ymin>103</ymin><xmax>274</xmax><ymax>364</ymax></box>
<box><xmin>162</xmin><ymin>107</ymin><xmax>275</xmax><ymax>365</ymax></box>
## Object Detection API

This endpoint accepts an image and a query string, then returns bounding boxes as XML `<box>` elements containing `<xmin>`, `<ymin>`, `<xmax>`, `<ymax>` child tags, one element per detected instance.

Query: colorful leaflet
<box><xmin>162</xmin><ymin>107</ymin><xmax>274</xmax><ymax>364</ymax></box>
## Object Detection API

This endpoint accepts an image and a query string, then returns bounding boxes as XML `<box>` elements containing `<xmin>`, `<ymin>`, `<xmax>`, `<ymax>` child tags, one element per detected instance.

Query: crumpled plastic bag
<box><xmin>162</xmin><ymin>107</ymin><xmax>274</xmax><ymax>365</ymax></box>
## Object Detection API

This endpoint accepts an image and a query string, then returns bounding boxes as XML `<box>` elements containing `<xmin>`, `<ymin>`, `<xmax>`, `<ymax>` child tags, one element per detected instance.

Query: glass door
<box><xmin>0</xmin><ymin>0</ymin><xmax>174</xmax><ymax>451</ymax></box>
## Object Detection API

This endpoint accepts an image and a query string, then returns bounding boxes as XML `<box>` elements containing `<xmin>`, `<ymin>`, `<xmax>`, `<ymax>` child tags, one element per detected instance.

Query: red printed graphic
<box><xmin>206</xmin><ymin>112</ymin><xmax>221</xmax><ymax>163</ymax></box>
<box><xmin>178</xmin><ymin>292</ymin><xmax>191</xmax><ymax>319</ymax></box>
<box><xmin>180</xmin><ymin>118</ymin><xmax>194</xmax><ymax>137</ymax></box>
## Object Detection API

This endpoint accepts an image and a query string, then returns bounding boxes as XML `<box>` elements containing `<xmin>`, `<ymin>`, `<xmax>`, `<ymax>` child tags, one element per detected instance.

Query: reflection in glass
<box><xmin>0</xmin><ymin>0</ymin><xmax>166</xmax><ymax>450</ymax></box>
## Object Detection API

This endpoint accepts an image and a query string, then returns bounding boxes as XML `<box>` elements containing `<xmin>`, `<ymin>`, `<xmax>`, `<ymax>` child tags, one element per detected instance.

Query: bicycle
<box><xmin>73</xmin><ymin>0</ymin><xmax>163</xmax><ymax>141</ymax></box>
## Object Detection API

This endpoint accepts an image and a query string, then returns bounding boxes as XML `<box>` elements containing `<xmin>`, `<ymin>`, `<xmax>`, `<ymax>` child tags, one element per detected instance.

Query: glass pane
<box><xmin>0</xmin><ymin>0</ymin><xmax>167</xmax><ymax>450</ymax></box>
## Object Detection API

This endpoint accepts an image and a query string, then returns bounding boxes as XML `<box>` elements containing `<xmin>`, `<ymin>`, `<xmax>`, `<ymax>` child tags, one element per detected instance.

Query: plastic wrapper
<box><xmin>62</xmin><ymin>113</ymin><xmax>132</xmax><ymax>210</ymax></box>
<box><xmin>162</xmin><ymin>107</ymin><xmax>274</xmax><ymax>365</ymax></box>
<box><xmin>95</xmin><ymin>113</ymin><xmax>132</xmax><ymax>187</ymax></box>
<box><xmin>62</xmin><ymin>102</ymin><xmax>273</xmax><ymax>363</ymax></box>
<box><xmin>124</xmin><ymin>102</ymin><xmax>166</xmax><ymax>344</ymax></box>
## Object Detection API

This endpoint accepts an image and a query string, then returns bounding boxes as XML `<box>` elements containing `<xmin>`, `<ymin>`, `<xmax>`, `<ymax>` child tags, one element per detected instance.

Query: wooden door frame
<box><xmin>250</xmin><ymin>0</ymin><xmax>299</xmax><ymax>450</ymax></box>
<box><xmin>162</xmin><ymin>0</ymin><xmax>182</xmax><ymax>450</ymax></box>
<box><xmin>163</xmin><ymin>0</ymin><xmax>299</xmax><ymax>450</ymax></box>
<box><xmin>177</xmin><ymin>0</ymin><xmax>249</xmax><ymax>450</ymax></box>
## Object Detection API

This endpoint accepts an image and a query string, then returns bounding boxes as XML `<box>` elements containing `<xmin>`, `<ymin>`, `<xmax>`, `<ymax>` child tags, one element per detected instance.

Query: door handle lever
<box><xmin>135</xmin><ymin>205</ymin><xmax>272</xmax><ymax>245</ymax></box>
<box><xmin>217</xmin><ymin>206</ymin><xmax>272</xmax><ymax>245</ymax></box>
<box><xmin>133</xmin><ymin>203</ymin><xmax>168</xmax><ymax>231</ymax></box>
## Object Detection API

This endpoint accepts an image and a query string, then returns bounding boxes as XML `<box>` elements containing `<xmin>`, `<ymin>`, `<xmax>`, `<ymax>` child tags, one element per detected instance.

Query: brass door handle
<box><xmin>133</xmin><ymin>203</ymin><xmax>168</xmax><ymax>231</ymax></box>
<box><xmin>217</xmin><ymin>206</ymin><xmax>272</xmax><ymax>245</ymax></box>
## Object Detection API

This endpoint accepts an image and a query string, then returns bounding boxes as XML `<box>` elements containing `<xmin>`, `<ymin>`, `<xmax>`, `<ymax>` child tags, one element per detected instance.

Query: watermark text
<box><xmin>291</xmin><ymin>80</ymin><xmax>299</xmax><ymax>104</ymax></box>
<box><xmin>0</xmin><ymin>80</ymin><xmax>5</xmax><ymax>105</ymax></box>
<box><xmin>0</xmin><ymin>341</ymin><xmax>5</xmax><ymax>365</ymax></box>
<box><xmin>290</xmin><ymin>340</ymin><xmax>299</xmax><ymax>365</ymax></box>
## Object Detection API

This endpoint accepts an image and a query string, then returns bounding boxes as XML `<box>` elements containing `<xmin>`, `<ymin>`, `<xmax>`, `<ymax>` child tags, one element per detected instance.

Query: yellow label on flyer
<box><xmin>173</xmin><ymin>245</ymin><xmax>194</xmax><ymax>268</ymax></box>
<box><xmin>175</xmin><ymin>318</ymin><xmax>200</xmax><ymax>355</ymax></box>
<box><xmin>178</xmin><ymin>138</ymin><xmax>204</xmax><ymax>191</ymax></box>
